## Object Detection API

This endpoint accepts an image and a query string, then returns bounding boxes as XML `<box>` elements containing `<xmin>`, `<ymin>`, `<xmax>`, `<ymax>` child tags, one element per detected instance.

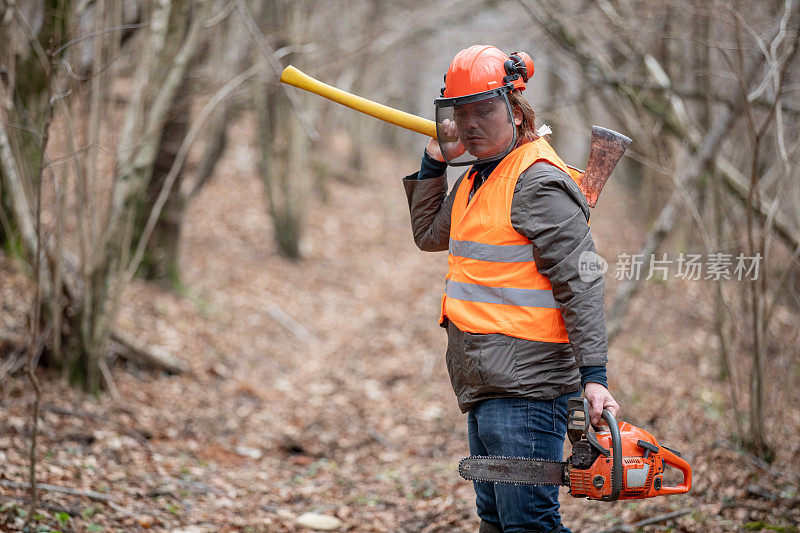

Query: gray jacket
<box><xmin>404</xmin><ymin>161</ymin><xmax>609</xmax><ymax>413</ymax></box>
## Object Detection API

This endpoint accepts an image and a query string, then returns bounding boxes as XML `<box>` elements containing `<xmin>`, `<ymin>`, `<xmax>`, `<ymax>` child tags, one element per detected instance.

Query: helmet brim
<box><xmin>434</xmin><ymin>86</ymin><xmax>512</xmax><ymax>108</ymax></box>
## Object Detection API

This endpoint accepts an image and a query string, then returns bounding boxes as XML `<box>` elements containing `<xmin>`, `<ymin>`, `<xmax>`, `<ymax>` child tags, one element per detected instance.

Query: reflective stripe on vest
<box><xmin>449</xmin><ymin>239</ymin><xmax>534</xmax><ymax>263</ymax></box>
<box><xmin>445</xmin><ymin>280</ymin><xmax>560</xmax><ymax>308</ymax></box>
<box><xmin>440</xmin><ymin>137</ymin><xmax>582</xmax><ymax>343</ymax></box>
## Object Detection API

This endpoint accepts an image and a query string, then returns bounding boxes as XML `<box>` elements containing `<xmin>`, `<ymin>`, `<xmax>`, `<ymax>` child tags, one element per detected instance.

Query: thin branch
<box><xmin>263</xmin><ymin>298</ymin><xmax>319</xmax><ymax>344</ymax></box>
<box><xmin>597</xmin><ymin>509</ymin><xmax>691</xmax><ymax>533</ymax></box>
<box><xmin>204</xmin><ymin>0</ymin><xmax>235</xmax><ymax>28</ymax></box>
<box><xmin>98</xmin><ymin>357</ymin><xmax>119</xmax><ymax>400</ymax></box>
<box><xmin>589</xmin><ymin>76</ymin><xmax>800</xmax><ymax>117</ymax></box>
<box><xmin>49</xmin><ymin>168</ymin><xmax>65</xmax><ymax>366</ymax></box>
<box><xmin>5</xmin><ymin>4</ymin><xmax>50</xmax><ymax>73</ymax></box>
<box><xmin>1</xmin><ymin>479</ymin><xmax>119</xmax><ymax>503</ymax></box>
<box><xmin>52</xmin><ymin>22</ymin><xmax>149</xmax><ymax>56</ymax></box>
<box><xmin>0</xmin><ymin>120</ymin><xmax>43</xmax><ymax>139</ymax></box>
<box><xmin>0</xmin><ymin>328</ymin><xmax>22</xmax><ymax>344</ymax></box>
<box><xmin>0</xmin><ymin>495</ymin><xmax>82</xmax><ymax>517</ymax></box>
<box><xmin>44</xmin><ymin>403</ymin><xmax>154</xmax><ymax>450</ymax></box>
<box><xmin>110</xmin><ymin>330</ymin><xmax>188</xmax><ymax>375</ymax></box>
<box><xmin>25</xmin><ymin>43</ymin><xmax>57</xmax><ymax>528</ymax></box>
<box><xmin>53</xmin><ymin>58</ymin><xmax>89</xmax><ymax>81</ymax></box>
<box><xmin>44</xmin><ymin>142</ymin><xmax>117</xmax><ymax>169</ymax></box>
<box><xmin>234</xmin><ymin>0</ymin><xmax>320</xmax><ymax>142</ymax></box>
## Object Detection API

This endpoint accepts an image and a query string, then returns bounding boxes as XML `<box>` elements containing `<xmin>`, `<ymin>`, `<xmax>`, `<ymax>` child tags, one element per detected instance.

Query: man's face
<box><xmin>452</xmin><ymin>96</ymin><xmax>514</xmax><ymax>159</ymax></box>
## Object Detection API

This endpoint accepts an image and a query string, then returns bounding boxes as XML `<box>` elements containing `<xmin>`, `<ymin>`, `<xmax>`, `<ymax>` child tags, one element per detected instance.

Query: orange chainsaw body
<box><xmin>569</xmin><ymin>421</ymin><xmax>692</xmax><ymax>500</ymax></box>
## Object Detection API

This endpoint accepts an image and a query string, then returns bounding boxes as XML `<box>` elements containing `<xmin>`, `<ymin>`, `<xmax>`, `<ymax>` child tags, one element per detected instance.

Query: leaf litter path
<box><xmin>2</xmin><ymin>125</ymin><xmax>799</xmax><ymax>531</ymax></box>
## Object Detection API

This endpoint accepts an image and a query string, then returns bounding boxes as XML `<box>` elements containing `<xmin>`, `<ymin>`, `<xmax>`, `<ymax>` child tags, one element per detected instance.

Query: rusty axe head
<box><xmin>579</xmin><ymin>126</ymin><xmax>632</xmax><ymax>208</ymax></box>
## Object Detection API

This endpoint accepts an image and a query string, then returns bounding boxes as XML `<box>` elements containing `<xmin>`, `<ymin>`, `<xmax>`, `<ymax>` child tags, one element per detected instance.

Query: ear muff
<box><xmin>507</xmin><ymin>54</ymin><xmax>526</xmax><ymax>82</ymax></box>
<box><xmin>507</xmin><ymin>53</ymin><xmax>532</xmax><ymax>82</ymax></box>
<box><xmin>503</xmin><ymin>58</ymin><xmax>520</xmax><ymax>82</ymax></box>
<box><xmin>514</xmin><ymin>51</ymin><xmax>535</xmax><ymax>81</ymax></box>
<box><xmin>503</xmin><ymin>52</ymin><xmax>534</xmax><ymax>88</ymax></box>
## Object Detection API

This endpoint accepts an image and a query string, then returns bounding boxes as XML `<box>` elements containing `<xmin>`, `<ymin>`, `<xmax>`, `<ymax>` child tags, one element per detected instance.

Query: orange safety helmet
<box><xmin>435</xmin><ymin>45</ymin><xmax>535</xmax><ymax>166</ymax></box>
<box><xmin>442</xmin><ymin>45</ymin><xmax>534</xmax><ymax>99</ymax></box>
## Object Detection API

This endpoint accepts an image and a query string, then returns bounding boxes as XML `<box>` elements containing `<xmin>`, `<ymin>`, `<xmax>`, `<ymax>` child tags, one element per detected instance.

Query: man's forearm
<box><xmin>558</xmin><ymin>280</ymin><xmax>609</xmax><ymax>367</ymax></box>
<box><xmin>579</xmin><ymin>365</ymin><xmax>608</xmax><ymax>388</ymax></box>
<box><xmin>403</xmin><ymin>152</ymin><xmax>461</xmax><ymax>252</ymax></box>
<box><xmin>403</xmin><ymin>175</ymin><xmax>450</xmax><ymax>251</ymax></box>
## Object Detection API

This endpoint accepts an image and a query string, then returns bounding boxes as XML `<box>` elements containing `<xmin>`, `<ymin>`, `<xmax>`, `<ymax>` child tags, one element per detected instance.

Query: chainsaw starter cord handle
<box><xmin>601</xmin><ymin>408</ymin><xmax>623</xmax><ymax>502</ymax></box>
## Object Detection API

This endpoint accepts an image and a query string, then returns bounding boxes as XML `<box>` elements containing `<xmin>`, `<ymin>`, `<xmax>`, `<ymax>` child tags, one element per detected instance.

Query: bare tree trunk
<box><xmin>185</xmin><ymin>9</ymin><xmax>255</xmax><ymax>201</ymax></box>
<box><xmin>135</xmin><ymin>75</ymin><xmax>191</xmax><ymax>282</ymax></box>
<box><xmin>0</xmin><ymin>168</ymin><xmax>14</xmax><ymax>248</ymax></box>
<box><xmin>25</xmin><ymin>47</ymin><xmax>55</xmax><ymax>530</ymax></box>
<box><xmin>253</xmin><ymin>0</ymin><xmax>309</xmax><ymax>259</ymax></box>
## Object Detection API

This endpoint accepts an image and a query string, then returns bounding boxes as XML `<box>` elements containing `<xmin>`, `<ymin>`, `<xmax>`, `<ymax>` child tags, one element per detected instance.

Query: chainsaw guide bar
<box><xmin>458</xmin><ymin>456</ymin><xmax>567</xmax><ymax>487</ymax></box>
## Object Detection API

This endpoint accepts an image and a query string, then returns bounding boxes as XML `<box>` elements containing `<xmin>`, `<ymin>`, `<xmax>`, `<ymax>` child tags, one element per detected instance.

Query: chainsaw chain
<box><xmin>458</xmin><ymin>455</ymin><xmax>568</xmax><ymax>487</ymax></box>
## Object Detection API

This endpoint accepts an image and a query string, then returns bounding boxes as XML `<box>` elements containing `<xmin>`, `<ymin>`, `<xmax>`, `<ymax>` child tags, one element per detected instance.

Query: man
<box><xmin>402</xmin><ymin>45</ymin><xmax>619</xmax><ymax>533</ymax></box>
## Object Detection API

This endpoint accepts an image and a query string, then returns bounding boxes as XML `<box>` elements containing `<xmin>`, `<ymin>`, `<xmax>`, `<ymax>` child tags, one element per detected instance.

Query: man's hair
<box><xmin>509</xmin><ymin>91</ymin><xmax>537</xmax><ymax>144</ymax></box>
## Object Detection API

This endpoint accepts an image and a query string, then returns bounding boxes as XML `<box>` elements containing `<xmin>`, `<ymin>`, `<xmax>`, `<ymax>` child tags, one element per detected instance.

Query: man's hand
<box><xmin>425</xmin><ymin>138</ymin><xmax>446</xmax><ymax>162</ymax></box>
<box><xmin>428</xmin><ymin>119</ymin><xmax>464</xmax><ymax>162</ymax></box>
<box><xmin>584</xmin><ymin>382</ymin><xmax>619</xmax><ymax>427</ymax></box>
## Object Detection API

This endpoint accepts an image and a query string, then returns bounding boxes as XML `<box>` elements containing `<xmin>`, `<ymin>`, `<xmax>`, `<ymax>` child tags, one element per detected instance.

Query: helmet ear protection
<box><xmin>503</xmin><ymin>52</ymin><xmax>534</xmax><ymax>86</ymax></box>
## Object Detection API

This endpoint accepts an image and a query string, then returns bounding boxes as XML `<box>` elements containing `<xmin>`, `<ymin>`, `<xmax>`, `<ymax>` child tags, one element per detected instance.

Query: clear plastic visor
<box><xmin>434</xmin><ymin>93</ymin><xmax>516</xmax><ymax>166</ymax></box>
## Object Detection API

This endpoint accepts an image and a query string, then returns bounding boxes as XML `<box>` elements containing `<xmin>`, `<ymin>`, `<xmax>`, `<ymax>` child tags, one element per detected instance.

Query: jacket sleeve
<box><xmin>402</xmin><ymin>170</ymin><xmax>465</xmax><ymax>252</ymax></box>
<box><xmin>510</xmin><ymin>161</ymin><xmax>609</xmax><ymax>368</ymax></box>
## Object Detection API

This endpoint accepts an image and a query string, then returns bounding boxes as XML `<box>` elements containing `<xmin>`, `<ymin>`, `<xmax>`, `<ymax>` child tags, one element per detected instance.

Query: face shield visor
<box><xmin>434</xmin><ymin>89</ymin><xmax>517</xmax><ymax>166</ymax></box>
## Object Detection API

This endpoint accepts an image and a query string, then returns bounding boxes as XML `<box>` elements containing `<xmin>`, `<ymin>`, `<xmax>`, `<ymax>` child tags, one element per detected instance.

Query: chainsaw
<box><xmin>458</xmin><ymin>398</ymin><xmax>692</xmax><ymax>501</ymax></box>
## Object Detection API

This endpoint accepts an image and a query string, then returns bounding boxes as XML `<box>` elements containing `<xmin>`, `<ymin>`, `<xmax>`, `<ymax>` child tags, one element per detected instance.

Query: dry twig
<box><xmin>1</xmin><ymin>479</ymin><xmax>119</xmax><ymax>503</ymax></box>
<box><xmin>110</xmin><ymin>330</ymin><xmax>187</xmax><ymax>375</ymax></box>
<box><xmin>596</xmin><ymin>509</ymin><xmax>691</xmax><ymax>533</ymax></box>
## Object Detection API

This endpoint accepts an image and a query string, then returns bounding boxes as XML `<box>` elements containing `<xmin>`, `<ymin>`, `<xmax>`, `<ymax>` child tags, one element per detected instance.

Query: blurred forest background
<box><xmin>0</xmin><ymin>0</ymin><xmax>798</xmax><ymax>531</ymax></box>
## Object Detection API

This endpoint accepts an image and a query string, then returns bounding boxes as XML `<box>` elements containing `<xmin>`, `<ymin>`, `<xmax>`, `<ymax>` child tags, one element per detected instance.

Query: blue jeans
<box><xmin>467</xmin><ymin>394</ymin><xmax>575</xmax><ymax>533</ymax></box>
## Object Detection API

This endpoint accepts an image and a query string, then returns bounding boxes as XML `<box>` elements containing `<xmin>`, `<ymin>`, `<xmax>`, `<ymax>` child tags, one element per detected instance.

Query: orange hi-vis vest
<box><xmin>440</xmin><ymin>137</ymin><xmax>583</xmax><ymax>343</ymax></box>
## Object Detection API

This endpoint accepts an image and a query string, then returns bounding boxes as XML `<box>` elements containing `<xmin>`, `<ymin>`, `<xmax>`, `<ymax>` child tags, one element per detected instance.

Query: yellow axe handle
<box><xmin>280</xmin><ymin>66</ymin><xmax>438</xmax><ymax>139</ymax></box>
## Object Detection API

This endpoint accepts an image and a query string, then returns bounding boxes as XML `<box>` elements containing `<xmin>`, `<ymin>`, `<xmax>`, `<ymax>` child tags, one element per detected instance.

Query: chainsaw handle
<box><xmin>601</xmin><ymin>408</ymin><xmax>623</xmax><ymax>502</ymax></box>
<box><xmin>656</xmin><ymin>447</ymin><xmax>693</xmax><ymax>495</ymax></box>
<box><xmin>567</xmin><ymin>397</ymin><xmax>609</xmax><ymax>456</ymax></box>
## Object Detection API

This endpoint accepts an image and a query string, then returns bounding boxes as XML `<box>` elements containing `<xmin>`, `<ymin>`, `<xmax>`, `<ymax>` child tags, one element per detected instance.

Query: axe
<box><xmin>280</xmin><ymin>66</ymin><xmax>631</xmax><ymax>207</ymax></box>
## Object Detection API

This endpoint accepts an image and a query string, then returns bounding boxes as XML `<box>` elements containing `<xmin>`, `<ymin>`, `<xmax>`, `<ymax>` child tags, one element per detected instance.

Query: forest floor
<box><xmin>1</xmin><ymin>121</ymin><xmax>799</xmax><ymax>532</ymax></box>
